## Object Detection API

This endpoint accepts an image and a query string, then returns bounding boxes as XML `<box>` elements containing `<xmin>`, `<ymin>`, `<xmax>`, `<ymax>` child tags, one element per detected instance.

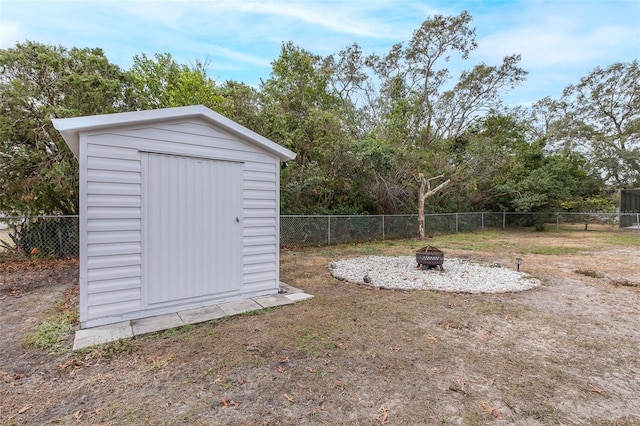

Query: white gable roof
<box><xmin>52</xmin><ymin>105</ymin><xmax>296</xmax><ymax>161</ymax></box>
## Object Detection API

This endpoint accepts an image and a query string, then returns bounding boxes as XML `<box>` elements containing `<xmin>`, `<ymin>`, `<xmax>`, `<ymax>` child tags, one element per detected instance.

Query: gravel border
<box><xmin>329</xmin><ymin>256</ymin><xmax>542</xmax><ymax>294</ymax></box>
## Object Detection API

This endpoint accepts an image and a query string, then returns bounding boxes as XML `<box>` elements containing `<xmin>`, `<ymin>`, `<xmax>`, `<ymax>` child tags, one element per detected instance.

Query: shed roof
<box><xmin>52</xmin><ymin>105</ymin><xmax>296</xmax><ymax>161</ymax></box>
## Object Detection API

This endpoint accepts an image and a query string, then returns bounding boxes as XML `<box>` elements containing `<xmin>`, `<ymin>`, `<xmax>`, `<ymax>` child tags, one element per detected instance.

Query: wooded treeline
<box><xmin>1</xmin><ymin>13</ymin><xmax>638</xmax><ymax>216</ymax></box>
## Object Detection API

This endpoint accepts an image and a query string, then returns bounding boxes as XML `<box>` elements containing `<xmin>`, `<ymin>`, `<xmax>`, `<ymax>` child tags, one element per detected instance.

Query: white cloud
<box><xmin>205</xmin><ymin>1</ymin><xmax>401</xmax><ymax>38</ymax></box>
<box><xmin>1</xmin><ymin>0</ymin><xmax>636</xmax><ymax>105</ymax></box>
<box><xmin>471</xmin><ymin>1</ymin><xmax>639</xmax><ymax>77</ymax></box>
<box><xmin>185</xmin><ymin>43</ymin><xmax>272</xmax><ymax>68</ymax></box>
<box><xmin>0</xmin><ymin>20</ymin><xmax>27</xmax><ymax>48</ymax></box>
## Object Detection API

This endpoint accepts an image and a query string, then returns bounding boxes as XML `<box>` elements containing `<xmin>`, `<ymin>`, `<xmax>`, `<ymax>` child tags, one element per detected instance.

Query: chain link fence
<box><xmin>0</xmin><ymin>216</ymin><xmax>79</xmax><ymax>258</ymax></box>
<box><xmin>280</xmin><ymin>212</ymin><xmax>640</xmax><ymax>246</ymax></box>
<box><xmin>1</xmin><ymin>212</ymin><xmax>638</xmax><ymax>257</ymax></box>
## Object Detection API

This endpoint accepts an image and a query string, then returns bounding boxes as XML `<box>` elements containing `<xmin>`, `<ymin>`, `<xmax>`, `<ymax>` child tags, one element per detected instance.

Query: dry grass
<box><xmin>1</xmin><ymin>228</ymin><xmax>640</xmax><ymax>424</ymax></box>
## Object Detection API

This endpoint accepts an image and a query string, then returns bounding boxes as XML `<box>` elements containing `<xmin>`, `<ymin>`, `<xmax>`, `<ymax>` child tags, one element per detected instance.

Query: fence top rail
<box><xmin>0</xmin><ymin>215</ymin><xmax>80</xmax><ymax>219</ymax></box>
<box><xmin>281</xmin><ymin>212</ymin><xmax>631</xmax><ymax>218</ymax></box>
<box><xmin>281</xmin><ymin>214</ymin><xmax>417</xmax><ymax>218</ymax></box>
<box><xmin>2</xmin><ymin>213</ymin><xmax>633</xmax><ymax>221</ymax></box>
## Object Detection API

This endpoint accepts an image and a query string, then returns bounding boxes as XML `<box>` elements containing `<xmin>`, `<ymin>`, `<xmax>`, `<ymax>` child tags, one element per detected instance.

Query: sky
<box><xmin>0</xmin><ymin>0</ymin><xmax>638</xmax><ymax>107</ymax></box>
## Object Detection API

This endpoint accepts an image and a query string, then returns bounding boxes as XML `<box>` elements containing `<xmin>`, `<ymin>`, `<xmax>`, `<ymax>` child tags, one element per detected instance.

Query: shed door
<box><xmin>145</xmin><ymin>153</ymin><xmax>243</xmax><ymax>305</ymax></box>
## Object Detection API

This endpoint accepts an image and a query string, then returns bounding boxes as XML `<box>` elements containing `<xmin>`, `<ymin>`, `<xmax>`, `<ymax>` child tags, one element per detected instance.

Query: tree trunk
<box><xmin>417</xmin><ymin>173</ymin><xmax>451</xmax><ymax>239</ymax></box>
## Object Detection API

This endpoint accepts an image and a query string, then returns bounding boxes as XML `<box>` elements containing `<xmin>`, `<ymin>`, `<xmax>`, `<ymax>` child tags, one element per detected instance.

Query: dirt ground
<box><xmin>1</xmin><ymin>227</ymin><xmax>639</xmax><ymax>425</ymax></box>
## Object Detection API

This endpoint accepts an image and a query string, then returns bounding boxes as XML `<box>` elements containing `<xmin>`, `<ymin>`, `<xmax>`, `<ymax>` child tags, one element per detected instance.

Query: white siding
<box><xmin>83</xmin><ymin>142</ymin><xmax>142</xmax><ymax>323</ymax></box>
<box><xmin>144</xmin><ymin>153</ymin><xmax>243</xmax><ymax>306</ymax></box>
<box><xmin>80</xmin><ymin>117</ymin><xmax>281</xmax><ymax>327</ymax></box>
<box><xmin>242</xmin><ymin>160</ymin><xmax>279</xmax><ymax>292</ymax></box>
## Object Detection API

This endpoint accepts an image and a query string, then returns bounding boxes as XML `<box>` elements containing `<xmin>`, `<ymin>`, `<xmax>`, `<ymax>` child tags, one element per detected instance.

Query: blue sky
<box><xmin>1</xmin><ymin>0</ymin><xmax>638</xmax><ymax>106</ymax></box>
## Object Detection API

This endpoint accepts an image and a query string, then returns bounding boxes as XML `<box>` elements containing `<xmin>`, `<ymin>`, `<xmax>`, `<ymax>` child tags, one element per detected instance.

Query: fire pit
<box><xmin>416</xmin><ymin>245</ymin><xmax>444</xmax><ymax>271</ymax></box>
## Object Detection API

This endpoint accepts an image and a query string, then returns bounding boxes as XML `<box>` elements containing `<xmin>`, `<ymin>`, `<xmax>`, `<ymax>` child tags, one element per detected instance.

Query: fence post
<box><xmin>382</xmin><ymin>215</ymin><xmax>385</xmax><ymax>240</ymax></box>
<box><xmin>455</xmin><ymin>213</ymin><xmax>459</xmax><ymax>233</ymax></box>
<box><xmin>637</xmin><ymin>213</ymin><xmax>640</xmax><ymax>236</ymax></box>
<box><xmin>481</xmin><ymin>212</ymin><xmax>484</xmax><ymax>230</ymax></box>
<box><xmin>328</xmin><ymin>216</ymin><xmax>331</xmax><ymax>246</ymax></box>
<box><xmin>556</xmin><ymin>212</ymin><xmax>559</xmax><ymax>232</ymax></box>
<box><xmin>503</xmin><ymin>211</ymin><xmax>506</xmax><ymax>229</ymax></box>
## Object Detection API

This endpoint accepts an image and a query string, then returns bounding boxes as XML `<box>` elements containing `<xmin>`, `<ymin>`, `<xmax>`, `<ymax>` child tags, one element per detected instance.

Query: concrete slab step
<box><xmin>73</xmin><ymin>283</ymin><xmax>312</xmax><ymax>350</ymax></box>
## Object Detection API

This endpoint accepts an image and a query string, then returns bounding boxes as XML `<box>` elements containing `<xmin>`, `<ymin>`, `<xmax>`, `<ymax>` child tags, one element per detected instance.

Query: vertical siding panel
<box><xmin>146</xmin><ymin>154</ymin><xmax>242</xmax><ymax>306</ymax></box>
<box><xmin>186</xmin><ymin>157</ymin><xmax>193</xmax><ymax>295</ymax></box>
<box><xmin>205</xmin><ymin>161</ymin><xmax>214</xmax><ymax>298</ymax></box>
<box><xmin>193</xmin><ymin>159</ymin><xmax>202</xmax><ymax>299</ymax></box>
<box><xmin>217</xmin><ymin>161</ymin><xmax>225</xmax><ymax>291</ymax></box>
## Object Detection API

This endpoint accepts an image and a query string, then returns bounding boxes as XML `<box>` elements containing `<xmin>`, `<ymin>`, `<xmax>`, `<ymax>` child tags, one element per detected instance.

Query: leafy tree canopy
<box><xmin>0</xmin><ymin>41</ymin><xmax>131</xmax><ymax>215</ymax></box>
<box><xmin>551</xmin><ymin>60</ymin><xmax>639</xmax><ymax>188</ymax></box>
<box><xmin>0</xmin><ymin>15</ymin><xmax>632</xmax><ymax>217</ymax></box>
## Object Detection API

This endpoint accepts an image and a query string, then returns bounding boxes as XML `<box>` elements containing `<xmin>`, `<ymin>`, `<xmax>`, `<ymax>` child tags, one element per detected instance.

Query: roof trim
<box><xmin>52</xmin><ymin>105</ymin><xmax>296</xmax><ymax>161</ymax></box>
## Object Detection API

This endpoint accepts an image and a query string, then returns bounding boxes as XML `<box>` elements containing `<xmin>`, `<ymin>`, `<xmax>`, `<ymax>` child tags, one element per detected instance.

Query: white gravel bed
<box><xmin>329</xmin><ymin>256</ymin><xmax>542</xmax><ymax>293</ymax></box>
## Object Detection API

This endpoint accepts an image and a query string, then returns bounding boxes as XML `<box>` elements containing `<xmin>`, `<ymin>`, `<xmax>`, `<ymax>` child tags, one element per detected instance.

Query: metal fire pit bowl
<box><xmin>416</xmin><ymin>245</ymin><xmax>445</xmax><ymax>271</ymax></box>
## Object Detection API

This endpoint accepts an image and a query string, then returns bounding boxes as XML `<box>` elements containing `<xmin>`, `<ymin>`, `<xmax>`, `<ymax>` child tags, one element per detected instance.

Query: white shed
<box><xmin>53</xmin><ymin>105</ymin><xmax>296</xmax><ymax>328</ymax></box>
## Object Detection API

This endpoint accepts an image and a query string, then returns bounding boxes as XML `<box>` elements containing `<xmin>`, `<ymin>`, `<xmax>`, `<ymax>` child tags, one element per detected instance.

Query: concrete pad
<box><xmin>253</xmin><ymin>293</ymin><xmax>295</xmax><ymax>309</ymax></box>
<box><xmin>72</xmin><ymin>283</ymin><xmax>313</xmax><ymax>351</ymax></box>
<box><xmin>178</xmin><ymin>305</ymin><xmax>226</xmax><ymax>324</ymax></box>
<box><xmin>132</xmin><ymin>313</ymin><xmax>184</xmax><ymax>336</ymax></box>
<box><xmin>285</xmin><ymin>292</ymin><xmax>314</xmax><ymax>302</ymax></box>
<box><xmin>73</xmin><ymin>321</ymin><xmax>133</xmax><ymax>350</ymax></box>
<box><xmin>279</xmin><ymin>282</ymin><xmax>304</xmax><ymax>294</ymax></box>
<box><xmin>218</xmin><ymin>298</ymin><xmax>263</xmax><ymax>316</ymax></box>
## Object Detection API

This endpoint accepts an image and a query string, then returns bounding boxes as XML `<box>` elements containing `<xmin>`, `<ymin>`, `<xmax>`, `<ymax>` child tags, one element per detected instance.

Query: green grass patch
<box><xmin>76</xmin><ymin>338</ymin><xmax>140</xmax><ymax>358</ymax></box>
<box><xmin>162</xmin><ymin>324</ymin><xmax>196</xmax><ymax>337</ymax></box>
<box><xmin>22</xmin><ymin>287</ymin><xmax>79</xmax><ymax>354</ymax></box>
<box><xmin>241</xmin><ymin>306</ymin><xmax>280</xmax><ymax>317</ymax></box>
<box><xmin>604</xmin><ymin>233</ymin><xmax>640</xmax><ymax>247</ymax></box>
<box><xmin>209</xmin><ymin>316</ymin><xmax>233</xmax><ymax>325</ymax></box>
<box><xmin>428</xmin><ymin>231</ymin><xmax>502</xmax><ymax>251</ymax></box>
<box><xmin>22</xmin><ymin>316</ymin><xmax>75</xmax><ymax>353</ymax></box>
<box><xmin>575</xmin><ymin>269</ymin><xmax>603</xmax><ymax>278</ymax></box>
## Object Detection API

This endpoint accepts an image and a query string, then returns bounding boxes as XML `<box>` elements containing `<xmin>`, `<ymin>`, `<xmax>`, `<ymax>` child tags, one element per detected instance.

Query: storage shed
<box><xmin>620</xmin><ymin>188</ymin><xmax>640</xmax><ymax>228</ymax></box>
<box><xmin>53</xmin><ymin>105</ymin><xmax>296</xmax><ymax>328</ymax></box>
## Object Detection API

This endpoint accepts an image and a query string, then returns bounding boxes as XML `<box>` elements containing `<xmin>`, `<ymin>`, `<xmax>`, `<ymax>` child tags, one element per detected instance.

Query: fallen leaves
<box><xmin>2</xmin><ymin>372</ymin><xmax>25</xmax><ymax>383</ymax></box>
<box><xmin>58</xmin><ymin>359</ymin><xmax>84</xmax><ymax>371</ymax></box>
<box><xmin>374</xmin><ymin>406</ymin><xmax>389</xmax><ymax>423</ymax></box>
<box><xmin>0</xmin><ymin>258</ymin><xmax>79</xmax><ymax>296</ymax></box>
<box><xmin>220</xmin><ymin>397</ymin><xmax>239</xmax><ymax>407</ymax></box>
<box><xmin>481</xmin><ymin>401</ymin><xmax>504</xmax><ymax>419</ymax></box>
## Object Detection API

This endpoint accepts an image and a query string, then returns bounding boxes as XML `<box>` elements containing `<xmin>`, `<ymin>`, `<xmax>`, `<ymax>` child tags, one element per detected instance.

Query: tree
<box><xmin>555</xmin><ymin>61</ymin><xmax>640</xmax><ymax>188</ymax></box>
<box><xmin>337</xmin><ymin>13</ymin><xmax>527</xmax><ymax>215</ymax></box>
<box><xmin>451</xmin><ymin>115</ymin><xmax>602</xmax><ymax>215</ymax></box>
<box><xmin>219</xmin><ymin>80</ymin><xmax>263</xmax><ymax>130</ymax></box>
<box><xmin>417</xmin><ymin>174</ymin><xmax>451</xmax><ymax>238</ymax></box>
<box><xmin>364</xmin><ymin>12</ymin><xmax>526</xmax><ymax>148</ymax></box>
<box><xmin>561</xmin><ymin>196</ymin><xmax>616</xmax><ymax>230</ymax></box>
<box><xmin>0</xmin><ymin>41</ymin><xmax>131</xmax><ymax>215</ymax></box>
<box><xmin>129</xmin><ymin>53</ymin><xmax>231</xmax><ymax>113</ymax></box>
<box><xmin>261</xmin><ymin>42</ymin><xmax>377</xmax><ymax>213</ymax></box>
